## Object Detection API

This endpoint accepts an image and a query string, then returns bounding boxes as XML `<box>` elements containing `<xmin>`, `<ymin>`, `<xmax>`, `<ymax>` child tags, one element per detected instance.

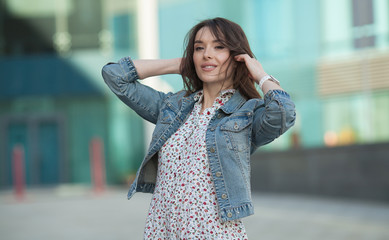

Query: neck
<box><xmin>201</xmin><ymin>82</ymin><xmax>233</xmax><ymax>112</ymax></box>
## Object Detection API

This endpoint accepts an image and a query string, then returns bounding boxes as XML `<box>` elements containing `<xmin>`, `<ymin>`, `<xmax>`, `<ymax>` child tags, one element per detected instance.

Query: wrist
<box><xmin>160</xmin><ymin>58</ymin><xmax>181</xmax><ymax>75</ymax></box>
<box><xmin>173</xmin><ymin>58</ymin><xmax>182</xmax><ymax>74</ymax></box>
<box><xmin>255</xmin><ymin>72</ymin><xmax>268</xmax><ymax>84</ymax></box>
<box><xmin>258</xmin><ymin>72</ymin><xmax>268</xmax><ymax>80</ymax></box>
<box><xmin>259</xmin><ymin>75</ymin><xmax>280</xmax><ymax>89</ymax></box>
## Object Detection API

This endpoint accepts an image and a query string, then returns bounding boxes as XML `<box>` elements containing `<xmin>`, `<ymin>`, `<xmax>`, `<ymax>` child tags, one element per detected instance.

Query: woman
<box><xmin>102</xmin><ymin>17</ymin><xmax>295</xmax><ymax>239</ymax></box>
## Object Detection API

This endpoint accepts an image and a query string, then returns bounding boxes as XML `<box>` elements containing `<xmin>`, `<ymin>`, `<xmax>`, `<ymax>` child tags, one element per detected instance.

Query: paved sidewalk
<box><xmin>1</xmin><ymin>185</ymin><xmax>389</xmax><ymax>240</ymax></box>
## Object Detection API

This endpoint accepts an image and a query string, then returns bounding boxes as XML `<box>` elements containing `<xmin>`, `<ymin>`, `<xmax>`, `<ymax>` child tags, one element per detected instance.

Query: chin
<box><xmin>199</xmin><ymin>75</ymin><xmax>218</xmax><ymax>82</ymax></box>
<box><xmin>201</xmin><ymin>79</ymin><xmax>220</xmax><ymax>84</ymax></box>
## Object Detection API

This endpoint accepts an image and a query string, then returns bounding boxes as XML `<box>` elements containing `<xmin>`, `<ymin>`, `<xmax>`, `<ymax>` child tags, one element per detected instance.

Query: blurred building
<box><xmin>156</xmin><ymin>0</ymin><xmax>389</xmax><ymax>149</ymax></box>
<box><xmin>0</xmin><ymin>0</ymin><xmax>144</xmax><ymax>187</ymax></box>
<box><xmin>0</xmin><ymin>0</ymin><xmax>388</xmax><ymax>188</ymax></box>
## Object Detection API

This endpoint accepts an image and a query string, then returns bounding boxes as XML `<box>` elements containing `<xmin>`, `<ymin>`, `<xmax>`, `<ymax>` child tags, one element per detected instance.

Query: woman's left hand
<box><xmin>234</xmin><ymin>54</ymin><xmax>267</xmax><ymax>84</ymax></box>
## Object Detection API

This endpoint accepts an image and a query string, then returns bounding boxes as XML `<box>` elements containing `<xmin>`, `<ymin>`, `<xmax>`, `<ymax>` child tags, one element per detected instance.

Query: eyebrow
<box><xmin>194</xmin><ymin>40</ymin><xmax>222</xmax><ymax>44</ymax></box>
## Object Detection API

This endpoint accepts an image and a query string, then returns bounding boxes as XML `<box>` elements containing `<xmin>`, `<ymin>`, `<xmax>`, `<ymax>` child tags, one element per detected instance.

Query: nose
<box><xmin>203</xmin><ymin>48</ymin><xmax>212</xmax><ymax>59</ymax></box>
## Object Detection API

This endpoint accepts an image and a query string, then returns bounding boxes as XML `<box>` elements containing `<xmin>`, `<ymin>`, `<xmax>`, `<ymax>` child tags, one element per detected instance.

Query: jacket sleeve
<box><xmin>101</xmin><ymin>57</ymin><xmax>170</xmax><ymax>124</ymax></box>
<box><xmin>251</xmin><ymin>89</ymin><xmax>296</xmax><ymax>148</ymax></box>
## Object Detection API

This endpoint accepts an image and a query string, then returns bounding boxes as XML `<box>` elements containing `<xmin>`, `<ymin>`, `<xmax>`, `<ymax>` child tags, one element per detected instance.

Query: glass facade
<box><xmin>1</xmin><ymin>0</ymin><xmax>388</xmax><ymax>187</ymax></box>
<box><xmin>319</xmin><ymin>0</ymin><xmax>389</xmax><ymax>146</ymax></box>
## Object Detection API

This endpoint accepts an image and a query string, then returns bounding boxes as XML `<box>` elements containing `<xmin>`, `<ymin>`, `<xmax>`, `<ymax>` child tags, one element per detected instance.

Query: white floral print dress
<box><xmin>144</xmin><ymin>89</ymin><xmax>248</xmax><ymax>240</ymax></box>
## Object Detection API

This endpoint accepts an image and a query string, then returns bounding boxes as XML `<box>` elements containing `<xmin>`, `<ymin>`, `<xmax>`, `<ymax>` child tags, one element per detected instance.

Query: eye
<box><xmin>215</xmin><ymin>45</ymin><xmax>225</xmax><ymax>50</ymax></box>
<box><xmin>195</xmin><ymin>46</ymin><xmax>204</xmax><ymax>51</ymax></box>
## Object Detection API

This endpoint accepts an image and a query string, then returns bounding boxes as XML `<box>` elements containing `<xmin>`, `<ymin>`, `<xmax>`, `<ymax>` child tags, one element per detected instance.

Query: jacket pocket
<box><xmin>220</xmin><ymin>113</ymin><xmax>253</xmax><ymax>152</ymax></box>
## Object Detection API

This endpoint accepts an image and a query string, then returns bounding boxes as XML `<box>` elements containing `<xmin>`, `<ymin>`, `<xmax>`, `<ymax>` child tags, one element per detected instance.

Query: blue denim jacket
<box><xmin>102</xmin><ymin>57</ymin><xmax>296</xmax><ymax>222</ymax></box>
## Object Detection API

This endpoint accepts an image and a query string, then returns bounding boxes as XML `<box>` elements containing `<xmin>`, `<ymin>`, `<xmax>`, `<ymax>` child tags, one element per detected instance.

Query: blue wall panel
<box><xmin>0</xmin><ymin>55</ymin><xmax>102</xmax><ymax>98</ymax></box>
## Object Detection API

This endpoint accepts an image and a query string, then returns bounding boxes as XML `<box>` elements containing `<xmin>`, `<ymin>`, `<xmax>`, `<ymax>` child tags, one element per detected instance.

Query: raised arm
<box><xmin>133</xmin><ymin>58</ymin><xmax>182</xmax><ymax>79</ymax></box>
<box><xmin>234</xmin><ymin>54</ymin><xmax>296</xmax><ymax>149</ymax></box>
<box><xmin>102</xmin><ymin>57</ymin><xmax>182</xmax><ymax>124</ymax></box>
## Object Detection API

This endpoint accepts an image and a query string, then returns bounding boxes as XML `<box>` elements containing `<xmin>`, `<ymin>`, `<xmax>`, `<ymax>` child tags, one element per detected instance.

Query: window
<box><xmin>0</xmin><ymin>0</ymin><xmax>56</xmax><ymax>55</ymax></box>
<box><xmin>68</xmin><ymin>0</ymin><xmax>102</xmax><ymax>49</ymax></box>
<box><xmin>352</xmin><ymin>0</ymin><xmax>375</xmax><ymax>49</ymax></box>
<box><xmin>0</xmin><ymin>0</ymin><xmax>103</xmax><ymax>55</ymax></box>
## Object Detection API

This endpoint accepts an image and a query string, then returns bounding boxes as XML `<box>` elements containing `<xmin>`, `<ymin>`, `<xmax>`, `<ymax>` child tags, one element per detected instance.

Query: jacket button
<box><xmin>210</xmin><ymin>147</ymin><xmax>215</xmax><ymax>153</ymax></box>
<box><xmin>215</xmin><ymin>172</ymin><xmax>222</xmax><ymax>177</ymax></box>
<box><xmin>210</xmin><ymin>127</ymin><xmax>215</xmax><ymax>131</ymax></box>
<box><xmin>233</xmin><ymin>124</ymin><xmax>239</xmax><ymax>130</ymax></box>
<box><xmin>217</xmin><ymin>113</ymin><xmax>222</xmax><ymax>118</ymax></box>
<box><xmin>227</xmin><ymin>212</ymin><xmax>233</xmax><ymax>218</ymax></box>
<box><xmin>221</xmin><ymin>194</ymin><xmax>227</xmax><ymax>199</ymax></box>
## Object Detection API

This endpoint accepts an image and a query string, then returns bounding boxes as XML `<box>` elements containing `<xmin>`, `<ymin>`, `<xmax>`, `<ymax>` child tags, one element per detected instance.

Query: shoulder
<box><xmin>164</xmin><ymin>90</ymin><xmax>187</xmax><ymax>103</ymax></box>
<box><xmin>233</xmin><ymin>97</ymin><xmax>263</xmax><ymax>115</ymax></box>
<box><xmin>160</xmin><ymin>90</ymin><xmax>195</xmax><ymax>110</ymax></box>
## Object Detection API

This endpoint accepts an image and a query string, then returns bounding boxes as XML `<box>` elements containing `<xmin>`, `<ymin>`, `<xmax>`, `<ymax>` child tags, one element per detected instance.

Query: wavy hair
<box><xmin>180</xmin><ymin>17</ymin><xmax>261</xmax><ymax>99</ymax></box>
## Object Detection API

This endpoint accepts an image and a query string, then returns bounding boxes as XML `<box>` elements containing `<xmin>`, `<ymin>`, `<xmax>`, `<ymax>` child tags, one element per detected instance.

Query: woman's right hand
<box><xmin>133</xmin><ymin>58</ymin><xmax>182</xmax><ymax>79</ymax></box>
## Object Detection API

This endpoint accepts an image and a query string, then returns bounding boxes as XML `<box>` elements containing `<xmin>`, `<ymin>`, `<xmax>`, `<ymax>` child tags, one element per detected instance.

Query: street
<box><xmin>1</xmin><ymin>186</ymin><xmax>389</xmax><ymax>240</ymax></box>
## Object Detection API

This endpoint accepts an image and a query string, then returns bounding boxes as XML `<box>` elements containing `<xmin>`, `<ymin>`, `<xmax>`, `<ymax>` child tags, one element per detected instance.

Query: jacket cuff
<box><xmin>119</xmin><ymin>56</ymin><xmax>140</xmax><ymax>82</ymax></box>
<box><xmin>263</xmin><ymin>89</ymin><xmax>291</xmax><ymax>102</ymax></box>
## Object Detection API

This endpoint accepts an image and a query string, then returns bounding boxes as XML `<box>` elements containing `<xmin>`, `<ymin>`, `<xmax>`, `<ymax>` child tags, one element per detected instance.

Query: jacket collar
<box><xmin>186</xmin><ymin>89</ymin><xmax>247</xmax><ymax>115</ymax></box>
<box><xmin>219</xmin><ymin>90</ymin><xmax>247</xmax><ymax>114</ymax></box>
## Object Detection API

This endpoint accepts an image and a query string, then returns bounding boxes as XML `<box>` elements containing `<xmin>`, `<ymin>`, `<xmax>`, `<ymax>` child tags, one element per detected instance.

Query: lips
<box><xmin>201</xmin><ymin>63</ymin><xmax>217</xmax><ymax>71</ymax></box>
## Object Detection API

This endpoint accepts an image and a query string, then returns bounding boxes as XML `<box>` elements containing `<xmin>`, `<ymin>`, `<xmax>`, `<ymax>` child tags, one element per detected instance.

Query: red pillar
<box><xmin>12</xmin><ymin>145</ymin><xmax>25</xmax><ymax>200</ymax></box>
<box><xmin>89</xmin><ymin>137</ymin><xmax>106</xmax><ymax>193</ymax></box>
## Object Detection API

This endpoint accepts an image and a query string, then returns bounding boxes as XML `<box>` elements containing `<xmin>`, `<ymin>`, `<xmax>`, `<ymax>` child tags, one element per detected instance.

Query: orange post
<box><xmin>12</xmin><ymin>145</ymin><xmax>25</xmax><ymax>200</ymax></box>
<box><xmin>89</xmin><ymin>137</ymin><xmax>106</xmax><ymax>193</ymax></box>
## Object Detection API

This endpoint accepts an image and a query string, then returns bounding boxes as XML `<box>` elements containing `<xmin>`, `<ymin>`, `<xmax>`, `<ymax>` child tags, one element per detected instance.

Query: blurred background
<box><xmin>1</xmin><ymin>0</ymin><xmax>389</xmax><ymax>238</ymax></box>
<box><xmin>1</xmin><ymin>0</ymin><xmax>388</xmax><ymax>196</ymax></box>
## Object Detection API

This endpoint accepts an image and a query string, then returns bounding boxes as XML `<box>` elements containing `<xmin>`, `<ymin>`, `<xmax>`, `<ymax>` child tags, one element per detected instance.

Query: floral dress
<box><xmin>144</xmin><ymin>89</ymin><xmax>248</xmax><ymax>240</ymax></box>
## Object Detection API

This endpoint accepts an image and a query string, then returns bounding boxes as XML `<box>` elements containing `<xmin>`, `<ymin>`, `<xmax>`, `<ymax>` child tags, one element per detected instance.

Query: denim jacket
<box><xmin>102</xmin><ymin>57</ymin><xmax>296</xmax><ymax>222</ymax></box>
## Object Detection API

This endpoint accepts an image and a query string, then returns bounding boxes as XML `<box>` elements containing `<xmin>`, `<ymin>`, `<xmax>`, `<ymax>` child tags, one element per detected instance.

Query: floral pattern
<box><xmin>144</xmin><ymin>89</ymin><xmax>248</xmax><ymax>240</ymax></box>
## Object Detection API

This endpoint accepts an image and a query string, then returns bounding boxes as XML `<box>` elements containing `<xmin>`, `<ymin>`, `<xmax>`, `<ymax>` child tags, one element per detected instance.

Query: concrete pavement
<box><xmin>1</xmin><ymin>185</ymin><xmax>389</xmax><ymax>240</ymax></box>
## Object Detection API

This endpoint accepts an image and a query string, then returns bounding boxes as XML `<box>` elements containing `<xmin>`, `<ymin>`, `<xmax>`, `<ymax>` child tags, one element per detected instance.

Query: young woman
<box><xmin>102</xmin><ymin>17</ymin><xmax>295</xmax><ymax>239</ymax></box>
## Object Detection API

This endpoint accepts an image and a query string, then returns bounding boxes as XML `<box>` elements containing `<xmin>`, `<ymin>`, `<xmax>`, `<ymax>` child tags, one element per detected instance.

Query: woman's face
<box><xmin>193</xmin><ymin>27</ymin><xmax>234</xmax><ymax>89</ymax></box>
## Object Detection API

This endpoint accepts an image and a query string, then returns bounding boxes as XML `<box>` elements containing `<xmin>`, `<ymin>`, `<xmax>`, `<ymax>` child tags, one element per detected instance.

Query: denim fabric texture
<box><xmin>102</xmin><ymin>57</ymin><xmax>296</xmax><ymax>221</ymax></box>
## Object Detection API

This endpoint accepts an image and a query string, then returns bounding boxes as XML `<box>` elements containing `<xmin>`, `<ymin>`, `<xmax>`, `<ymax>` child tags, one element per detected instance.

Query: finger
<box><xmin>234</xmin><ymin>54</ymin><xmax>249</xmax><ymax>62</ymax></box>
<box><xmin>234</xmin><ymin>55</ymin><xmax>244</xmax><ymax>62</ymax></box>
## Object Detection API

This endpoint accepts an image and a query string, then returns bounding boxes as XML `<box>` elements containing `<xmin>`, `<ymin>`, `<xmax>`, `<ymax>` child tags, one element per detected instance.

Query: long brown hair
<box><xmin>180</xmin><ymin>17</ymin><xmax>261</xmax><ymax>99</ymax></box>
